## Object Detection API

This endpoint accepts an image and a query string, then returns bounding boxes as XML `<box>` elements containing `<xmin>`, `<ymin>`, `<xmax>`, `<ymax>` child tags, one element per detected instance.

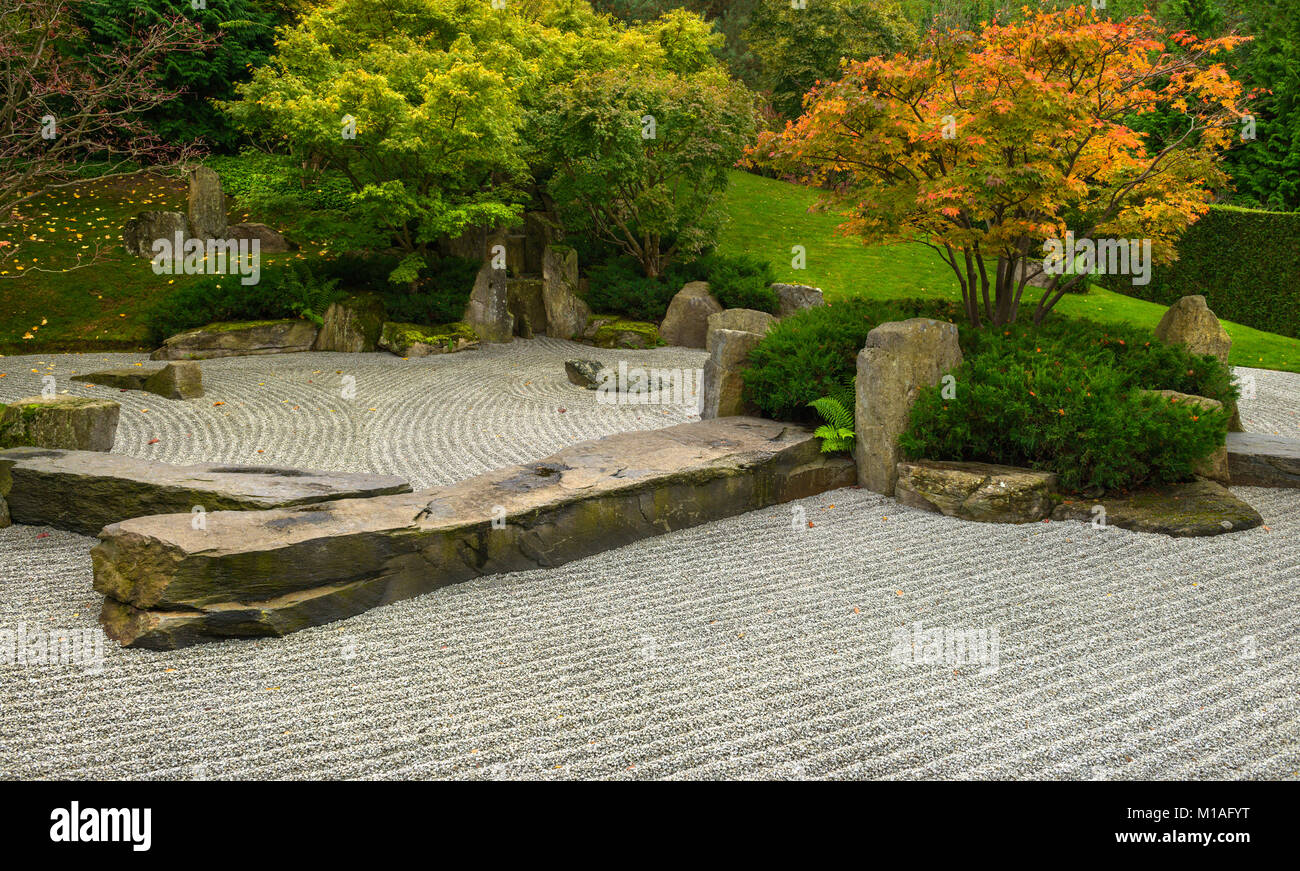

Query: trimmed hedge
<box><xmin>1098</xmin><ymin>205</ymin><xmax>1300</xmax><ymax>339</ymax></box>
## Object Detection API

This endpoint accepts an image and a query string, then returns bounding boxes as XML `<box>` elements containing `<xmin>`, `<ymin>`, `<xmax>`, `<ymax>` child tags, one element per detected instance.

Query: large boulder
<box><xmin>1052</xmin><ymin>478</ymin><xmax>1262</xmax><ymax>537</ymax></box>
<box><xmin>1226</xmin><ymin>432</ymin><xmax>1300</xmax><ymax>488</ymax></box>
<box><xmin>0</xmin><ymin>396</ymin><xmax>120</xmax><ymax>452</ymax></box>
<box><xmin>0</xmin><ymin>447</ymin><xmax>411</xmax><ymax>536</ymax></box>
<box><xmin>225</xmin><ymin>222</ymin><xmax>290</xmax><ymax>253</ymax></box>
<box><xmin>542</xmin><ymin>245</ymin><xmax>590</xmax><ymax>340</ymax></box>
<box><xmin>706</xmin><ymin>309</ymin><xmax>777</xmax><ymax>352</ymax></box>
<box><xmin>1140</xmin><ymin>389</ymin><xmax>1229</xmax><ymax>483</ymax></box>
<box><xmin>152</xmin><ymin>319</ymin><xmax>318</xmax><ymax>360</ymax></box>
<box><xmin>378</xmin><ymin>322</ymin><xmax>478</xmax><ymax>357</ymax></box>
<box><xmin>464</xmin><ymin>262</ymin><xmax>514</xmax><ymax>343</ymax></box>
<box><xmin>700</xmin><ymin>329</ymin><xmax>764</xmax><ymax>419</ymax></box>
<box><xmin>0</xmin><ymin>461</ymin><xmax>10</xmax><ymax>529</ymax></box>
<box><xmin>855</xmin><ymin>318</ymin><xmax>963</xmax><ymax>496</ymax></box>
<box><xmin>313</xmin><ymin>295</ymin><xmax>386</xmax><ymax>353</ymax></box>
<box><xmin>73</xmin><ymin>362</ymin><xmax>203</xmax><ymax>400</ymax></box>
<box><xmin>187</xmin><ymin>166</ymin><xmax>227</xmax><ymax>240</ymax></box>
<box><xmin>506</xmin><ymin>278</ymin><xmax>548</xmax><ymax>339</ymax></box>
<box><xmin>659</xmin><ymin>282</ymin><xmax>723</xmax><ymax>348</ymax></box>
<box><xmin>772</xmin><ymin>283</ymin><xmax>825</xmax><ymax>318</ymax></box>
<box><xmin>895</xmin><ymin>461</ymin><xmax>1058</xmax><ymax>523</ymax></box>
<box><xmin>90</xmin><ymin>417</ymin><xmax>856</xmax><ymax>648</ymax></box>
<box><xmin>1155</xmin><ymin>295</ymin><xmax>1231</xmax><ymax>362</ymax></box>
<box><xmin>122</xmin><ymin>211</ymin><xmax>187</xmax><ymax>259</ymax></box>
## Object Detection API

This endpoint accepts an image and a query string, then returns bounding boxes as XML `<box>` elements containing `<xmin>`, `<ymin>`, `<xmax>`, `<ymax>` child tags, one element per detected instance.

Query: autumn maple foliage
<box><xmin>751</xmin><ymin>6</ymin><xmax>1251</xmax><ymax>327</ymax></box>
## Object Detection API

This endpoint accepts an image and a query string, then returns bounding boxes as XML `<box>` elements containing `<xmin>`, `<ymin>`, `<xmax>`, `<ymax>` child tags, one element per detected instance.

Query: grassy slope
<box><xmin>716</xmin><ymin>170</ymin><xmax>1300</xmax><ymax>373</ymax></box>
<box><xmin>3</xmin><ymin>167</ymin><xmax>1296</xmax><ymax>372</ymax></box>
<box><xmin>0</xmin><ymin>172</ymin><xmax>309</xmax><ymax>356</ymax></box>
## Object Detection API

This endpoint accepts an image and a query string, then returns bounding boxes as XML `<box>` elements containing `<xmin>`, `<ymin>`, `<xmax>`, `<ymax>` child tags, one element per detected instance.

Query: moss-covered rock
<box><xmin>588</xmin><ymin>316</ymin><xmax>661</xmax><ymax>349</ymax></box>
<box><xmin>378</xmin><ymin>321</ymin><xmax>479</xmax><ymax>357</ymax></box>
<box><xmin>1051</xmin><ymin>478</ymin><xmax>1262</xmax><ymax>537</ymax></box>
<box><xmin>0</xmin><ymin>396</ymin><xmax>121</xmax><ymax>451</ymax></box>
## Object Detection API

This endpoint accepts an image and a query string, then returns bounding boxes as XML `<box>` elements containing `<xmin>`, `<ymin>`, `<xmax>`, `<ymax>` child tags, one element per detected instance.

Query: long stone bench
<box><xmin>0</xmin><ymin>447</ymin><xmax>411</xmax><ymax>536</ymax></box>
<box><xmin>90</xmin><ymin>418</ymin><xmax>856</xmax><ymax>649</ymax></box>
<box><xmin>1226</xmin><ymin>432</ymin><xmax>1300</xmax><ymax>488</ymax></box>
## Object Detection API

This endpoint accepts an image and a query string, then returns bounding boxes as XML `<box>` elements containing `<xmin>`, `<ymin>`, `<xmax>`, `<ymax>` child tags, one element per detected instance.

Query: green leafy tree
<box><xmin>74</xmin><ymin>0</ymin><xmax>291</xmax><ymax>152</ymax></box>
<box><xmin>745</xmin><ymin>0</ymin><xmax>917</xmax><ymax>119</ymax></box>
<box><xmin>536</xmin><ymin>61</ymin><xmax>756</xmax><ymax>277</ymax></box>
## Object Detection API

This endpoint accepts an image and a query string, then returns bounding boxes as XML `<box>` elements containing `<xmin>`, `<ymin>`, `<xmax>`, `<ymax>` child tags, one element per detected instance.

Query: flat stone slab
<box><xmin>90</xmin><ymin>417</ymin><xmax>856</xmax><ymax>649</ymax></box>
<box><xmin>1051</xmin><ymin>478</ymin><xmax>1263</xmax><ymax>537</ymax></box>
<box><xmin>896</xmin><ymin>460</ymin><xmax>1058</xmax><ymax>523</ymax></box>
<box><xmin>152</xmin><ymin>320</ymin><xmax>318</xmax><ymax>360</ymax></box>
<box><xmin>1226</xmin><ymin>432</ymin><xmax>1300</xmax><ymax>488</ymax></box>
<box><xmin>0</xmin><ymin>447</ymin><xmax>411</xmax><ymax>536</ymax></box>
<box><xmin>72</xmin><ymin>361</ymin><xmax>203</xmax><ymax>400</ymax></box>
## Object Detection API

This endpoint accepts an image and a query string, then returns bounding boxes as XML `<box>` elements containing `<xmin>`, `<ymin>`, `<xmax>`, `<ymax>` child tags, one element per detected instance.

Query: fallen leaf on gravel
<box><xmin>36</xmin><ymin>533</ymin><xmax>49</xmax><ymax>539</ymax></box>
<box><xmin>147</xmin><ymin>438</ymin><xmax>159</xmax><ymax>445</ymax></box>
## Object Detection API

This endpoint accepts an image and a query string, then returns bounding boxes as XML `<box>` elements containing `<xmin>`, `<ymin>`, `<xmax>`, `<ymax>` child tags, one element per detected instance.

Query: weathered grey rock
<box><xmin>0</xmin><ymin>446</ymin><xmax>411</xmax><ymax>536</ymax></box>
<box><xmin>1226</xmin><ymin>432</ymin><xmax>1300</xmax><ymax>488</ymax></box>
<box><xmin>659</xmin><ymin>282</ymin><xmax>723</xmax><ymax>348</ymax></box>
<box><xmin>1051</xmin><ymin>478</ymin><xmax>1262</xmax><ymax>537</ymax></box>
<box><xmin>378</xmin><ymin>322</ymin><xmax>478</xmax><ymax>357</ymax></box>
<box><xmin>855</xmin><ymin>318</ymin><xmax>963</xmax><ymax>496</ymax></box>
<box><xmin>464</xmin><ymin>262</ymin><xmax>514</xmax><ymax>343</ymax></box>
<box><xmin>1155</xmin><ymin>295</ymin><xmax>1231</xmax><ymax>362</ymax></box>
<box><xmin>0</xmin><ymin>460</ymin><xmax>9</xmax><ymax>528</ymax></box>
<box><xmin>772</xmin><ymin>283</ymin><xmax>825</xmax><ymax>318</ymax></box>
<box><xmin>542</xmin><ymin>245</ymin><xmax>590</xmax><ymax>340</ymax></box>
<box><xmin>701</xmin><ymin>329</ymin><xmax>764</xmax><ymax>419</ymax></box>
<box><xmin>313</xmin><ymin>295</ymin><xmax>386</xmax><ymax>352</ymax></box>
<box><xmin>1140</xmin><ymin>389</ymin><xmax>1229</xmax><ymax>483</ymax></box>
<box><xmin>706</xmin><ymin>309</ymin><xmax>777</xmax><ymax>353</ymax></box>
<box><xmin>0</xmin><ymin>494</ymin><xmax>9</xmax><ymax>529</ymax></box>
<box><xmin>225</xmin><ymin>222</ymin><xmax>290</xmax><ymax>253</ymax></box>
<box><xmin>895</xmin><ymin>461</ymin><xmax>1058</xmax><ymax>523</ymax></box>
<box><xmin>187</xmin><ymin>166</ymin><xmax>227</xmax><ymax>240</ymax></box>
<box><xmin>73</xmin><ymin>362</ymin><xmax>203</xmax><ymax>400</ymax></box>
<box><xmin>507</xmin><ymin>278</ymin><xmax>547</xmax><ymax>339</ymax></box>
<box><xmin>0</xmin><ymin>396</ymin><xmax>120</xmax><ymax>452</ymax></box>
<box><xmin>151</xmin><ymin>319</ymin><xmax>319</xmax><ymax>360</ymax></box>
<box><xmin>91</xmin><ymin>418</ymin><xmax>856</xmax><ymax>648</ymax></box>
<box><xmin>564</xmin><ymin>360</ymin><xmax>607</xmax><ymax>390</ymax></box>
<box><xmin>122</xmin><ymin>211</ymin><xmax>188</xmax><ymax>259</ymax></box>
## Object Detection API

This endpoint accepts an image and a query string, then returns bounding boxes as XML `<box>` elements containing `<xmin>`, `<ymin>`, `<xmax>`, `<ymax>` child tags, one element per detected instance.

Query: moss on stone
<box><xmin>592</xmin><ymin>318</ymin><xmax>661</xmax><ymax>349</ymax></box>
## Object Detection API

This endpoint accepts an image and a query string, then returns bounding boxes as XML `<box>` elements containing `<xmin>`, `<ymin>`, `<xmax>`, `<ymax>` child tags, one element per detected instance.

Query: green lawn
<box><xmin>717</xmin><ymin>170</ymin><xmax>1300</xmax><ymax>373</ymax></box>
<box><xmin>3</xmin><ymin>167</ymin><xmax>1297</xmax><ymax>372</ymax></box>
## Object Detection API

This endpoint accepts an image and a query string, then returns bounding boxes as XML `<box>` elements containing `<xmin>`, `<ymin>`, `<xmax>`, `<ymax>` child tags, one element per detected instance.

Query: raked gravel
<box><xmin>0</xmin><ymin>339</ymin><xmax>1297</xmax><ymax>780</ymax></box>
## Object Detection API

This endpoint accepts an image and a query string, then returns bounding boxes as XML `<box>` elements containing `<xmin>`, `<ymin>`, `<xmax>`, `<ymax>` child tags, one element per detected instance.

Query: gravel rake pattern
<box><xmin>0</xmin><ymin>343</ymin><xmax>1296</xmax><ymax>779</ymax></box>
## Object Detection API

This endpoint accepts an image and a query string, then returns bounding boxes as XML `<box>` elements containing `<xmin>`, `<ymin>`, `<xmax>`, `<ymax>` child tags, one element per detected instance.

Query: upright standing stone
<box><xmin>706</xmin><ymin>309</ymin><xmax>777</xmax><ymax>352</ymax></box>
<box><xmin>659</xmin><ymin>282</ymin><xmax>723</xmax><ymax>348</ymax></box>
<box><xmin>143</xmin><ymin>362</ymin><xmax>204</xmax><ymax>400</ymax></box>
<box><xmin>855</xmin><ymin>318</ymin><xmax>963</xmax><ymax>495</ymax></box>
<box><xmin>464</xmin><ymin>261</ymin><xmax>514</xmax><ymax>343</ymax></box>
<box><xmin>122</xmin><ymin>212</ymin><xmax>188</xmax><ymax>258</ymax></box>
<box><xmin>701</xmin><ymin>329</ymin><xmax>765</xmax><ymax>419</ymax></box>
<box><xmin>1154</xmin><ymin>295</ymin><xmax>1240</xmax><ymax>431</ymax></box>
<box><xmin>313</xmin><ymin>295</ymin><xmax>387</xmax><ymax>353</ymax></box>
<box><xmin>187</xmin><ymin>166</ymin><xmax>227</xmax><ymax>240</ymax></box>
<box><xmin>542</xmin><ymin>245</ymin><xmax>591</xmax><ymax>340</ymax></box>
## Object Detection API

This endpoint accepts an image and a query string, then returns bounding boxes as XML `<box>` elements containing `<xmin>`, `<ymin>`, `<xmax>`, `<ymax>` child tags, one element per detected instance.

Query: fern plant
<box><xmin>284</xmin><ymin>262</ymin><xmax>341</xmax><ymax>327</ymax></box>
<box><xmin>808</xmin><ymin>389</ymin><xmax>855</xmax><ymax>454</ymax></box>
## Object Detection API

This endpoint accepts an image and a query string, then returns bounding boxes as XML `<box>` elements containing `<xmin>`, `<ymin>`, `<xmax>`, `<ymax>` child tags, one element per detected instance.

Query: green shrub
<box><xmin>585</xmin><ymin>253</ymin><xmax>781</xmax><ymax>322</ymax></box>
<box><xmin>144</xmin><ymin>261</ymin><xmax>344</xmax><ymax>344</ymax></box>
<box><xmin>380</xmin><ymin>256</ymin><xmax>480</xmax><ymax>326</ymax></box>
<box><xmin>669</xmin><ymin>253</ymin><xmax>779</xmax><ymax>313</ymax></box>
<box><xmin>741</xmin><ymin>297</ymin><xmax>961</xmax><ymax>422</ymax></box>
<box><xmin>584</xmin><ymin>256</ymin><xmax>680</xmax><ymax>322</ymax></box>
<box><xmin>1097</xmin><ymin>204</ymin><xmax>1300</xmax><ymax>339</ymax></box>
<box><xmin>901</xmin><ymin>327</ymin><xmax>1233</xmax><ymax>494</ymax></box>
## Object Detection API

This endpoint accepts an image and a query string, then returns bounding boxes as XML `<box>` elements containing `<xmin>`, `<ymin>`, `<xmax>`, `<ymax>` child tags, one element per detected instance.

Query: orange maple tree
<box><xmin>751</xmin><ymin>5</ymin><xmax>1251</xmax><ymax>327</ymax></box>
